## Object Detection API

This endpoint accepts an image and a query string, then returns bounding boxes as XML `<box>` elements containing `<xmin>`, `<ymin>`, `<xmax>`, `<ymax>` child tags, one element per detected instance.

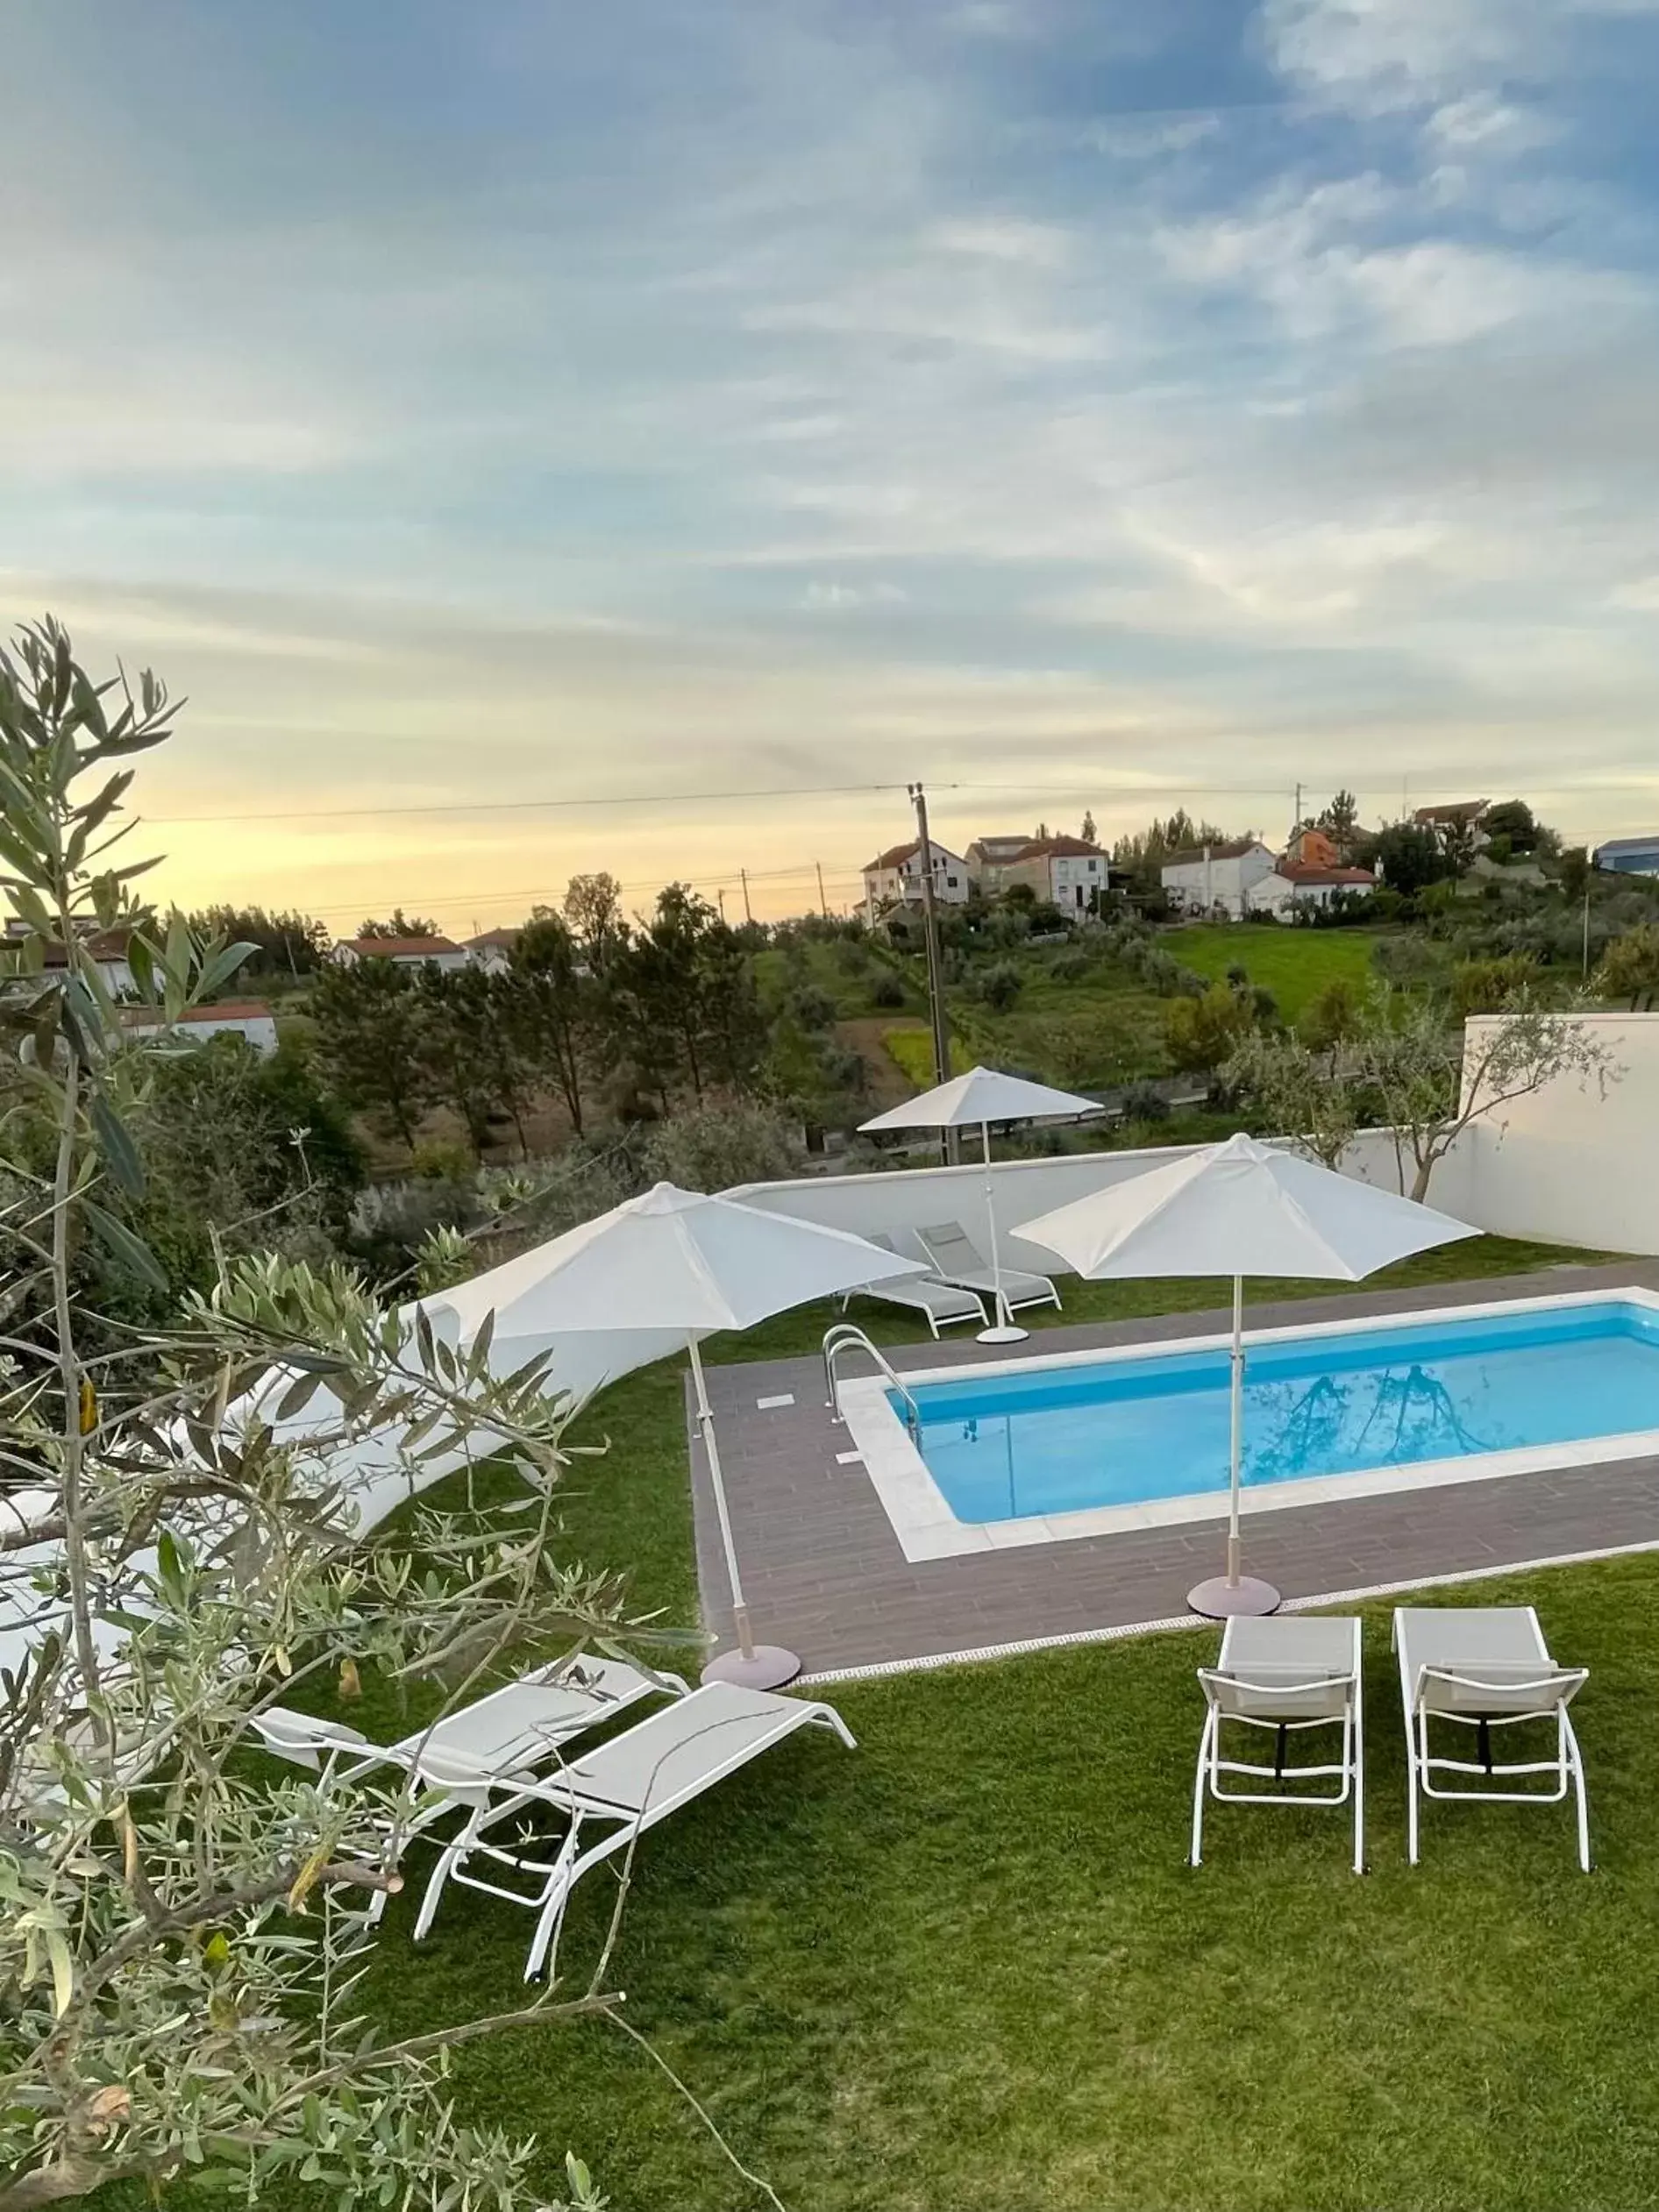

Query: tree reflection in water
<box><xmin>1249</xmin><ymin>1363</ymin><xmax>1494</xmax><ymax>1483</ymax></box>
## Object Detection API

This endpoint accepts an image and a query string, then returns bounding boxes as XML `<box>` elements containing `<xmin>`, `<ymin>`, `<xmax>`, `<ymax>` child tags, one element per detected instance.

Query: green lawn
<box><xmin>1171</xmin><ymin>926</ymin><xmax>1387</xmax><ymax>1023</ymax></box>
<box><xmin>358</xmin><ymin>1556</ymin><xmax>1659</xmax><ymax>2212</ymax></box>
<box><xmin>163</xmin><ymin>1231</ymin><xmax>1655</xmax><ymax>2212</ymax></box>
<box><xmin>880</xmin><ymin>1022</ymin><xmax>973</xmax><ymax>1085</ymax></box>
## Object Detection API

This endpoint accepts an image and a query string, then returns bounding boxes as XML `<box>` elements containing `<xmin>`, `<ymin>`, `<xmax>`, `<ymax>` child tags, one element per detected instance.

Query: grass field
<box><xmin>1171</xmin><ymin>925</ymin><xmax>1387</xmax><ymax>1023</ymax></box>
<box><xmin>164</xmin><ymin>1230</ymin><xmax>1659</xmax><ymax>2212</ymax></box>
<box><xmin>945</xmin><ymin>957</ymin><xmax>1171</xmax><ymax>1086</ymax></box>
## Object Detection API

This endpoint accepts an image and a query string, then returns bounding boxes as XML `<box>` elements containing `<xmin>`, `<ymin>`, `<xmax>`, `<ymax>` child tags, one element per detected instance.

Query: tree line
<box><xmin>309</xmin><ymin>874</ymin><xmax>776</xmax><ymax>1155</ymax></box>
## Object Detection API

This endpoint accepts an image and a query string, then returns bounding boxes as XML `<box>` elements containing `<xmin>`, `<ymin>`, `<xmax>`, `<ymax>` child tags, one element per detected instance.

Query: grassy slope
<box><xmin>945</xmin><ymin>957</ymin><xmax>1170</xmax><ymax>1086</ymax></box>
<box><xmin>143</xmin><ymin>1231</ymin><xmax>1649</xmax><ymax>2212</ymax></box>
<box><xmin>1171</xmin><ymin>925</ymin><xmax>1386</xmax><ymax>1022</ymax></box>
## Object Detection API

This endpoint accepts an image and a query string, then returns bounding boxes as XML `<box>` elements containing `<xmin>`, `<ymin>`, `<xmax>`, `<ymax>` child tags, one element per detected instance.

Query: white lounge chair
<box><xmin>1394</xmin><ymin>1605</ymin><xmax>1590</xmax><ymax>1870</ymax></box>
<box><xmin>1192</xmin><ymin>1616</ymin><xmax>1364</xmax><ymax>1873</ymax></box>
<box><xmin>251</xmin><ymin>1656</ymin><xmax>689</xmax><ymax>1917</ymax></box>
<box><xmin>409</xmin><ymin>1679</ymin><xmax>856</xmax><ymax>1980</ymax></box>
<box><xmin>915</xmin><ymin>1222</ymin><xmax>1063</xmax><ymax>1317</ymax></box>
<box><xmin>841</xmin><ymin>1231</ymin><xmax>989</xmax><ymax>1337</ymax></box>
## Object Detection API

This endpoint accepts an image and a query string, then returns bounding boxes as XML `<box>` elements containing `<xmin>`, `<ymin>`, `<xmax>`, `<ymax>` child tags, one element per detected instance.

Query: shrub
<box><xmin>1119</xmin><ymin>1080</ymin><xmax>1171</xmax><ymax>1122</ymax></box>
<box><xmin>870</xmin><ymin>970</ymin><xmax>907</xmax><ymax>1008</ymax></box>
<box><xmin>347</xmin><ymin>1175</ymin><xmax>481</xmax><ymax>1284</ymax></box>
<box><xmin>1450</xmin><ymin>954</ymin><xmax>1547</xmax><ymax>1017</ymax></box>
<box><xmin>1049</xmin><ymin>949</ymin><xmax>1092</xmax><ymax>983</ymax></box>
<box><xmin>788</xmin><ymin>982</ymin><xmax>838</xmax><ymax>1030</ymax></box>
<box><xmin>642</xmin><ymin>1100</ymin><xmax>799</xmax><ymax>1191</ymax></box>
<box><xmin>1165</xmin><ymin>983</ymin><xmax>1257</xmax><ymax>1071</ymax></box>
<box><xmin>975</xmin><ymin>960</ymin><xmax>1025</xmax><ymax>1013</ymax></box>
<box><xmin>409</xmin><ymin>1135</ymin><xmax>475</xmax><ymax>1182</ymax></box>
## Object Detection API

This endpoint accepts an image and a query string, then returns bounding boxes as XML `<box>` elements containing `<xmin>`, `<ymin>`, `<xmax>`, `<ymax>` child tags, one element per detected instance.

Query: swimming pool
<box><xmin>833</xmin><ymin>1289</ymin><xmax>1659</xmax><ymax>1561</ymax></box>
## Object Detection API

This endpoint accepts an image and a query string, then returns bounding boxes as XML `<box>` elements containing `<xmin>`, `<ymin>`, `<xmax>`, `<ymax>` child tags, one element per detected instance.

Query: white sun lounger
<box><xmin>915</xmin><ymin>1222</ymin><xmax>1063</xmax><ymax>1316</ymax></box>
<box><xmin>841</xmin><ymin>1231</ymin><xmax>988</xmax><ymax>1336</ymax></box>
<box><xmin>409</xmin><ymin>1679</ymin><xmax>856</xmax><ymax>1980</ymax></box>
<box><xmin>1394</xmin><ymin>1605</ymin><xmax>1590</xmax><ymax>1870</ymax></box>
<box><xmin>251</xmin><ymin>1655</ymin><xmax>689</xmax><ymax>1917</ymax></box>
<box><xmin>1192</xmin><ymin>1616</ymin><xmax>1364</xmax><ymax>1874</ymax></box>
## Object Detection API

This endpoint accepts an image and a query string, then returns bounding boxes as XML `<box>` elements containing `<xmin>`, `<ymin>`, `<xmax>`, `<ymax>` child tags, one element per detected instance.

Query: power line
<box><xmin>143</xmin><ymin>770</ymin><xmax>1590</xmax><ymax>830</ymax></box>
<box><xmin>148</xmin><ymin>779</ymin><xmax>916</xmax><ymax>828</ymax></box>
<box><xmin>306</xmin><ymin>860</ymin><xmax>865</xmax><ymax>924</ymax></box>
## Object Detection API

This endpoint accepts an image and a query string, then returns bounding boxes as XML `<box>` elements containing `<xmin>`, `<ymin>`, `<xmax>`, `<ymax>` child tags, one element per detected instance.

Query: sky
<box><xmin>6</xmin><ymin>0</ymin><xmax>1659</xmax><ymax>930</ymax></box>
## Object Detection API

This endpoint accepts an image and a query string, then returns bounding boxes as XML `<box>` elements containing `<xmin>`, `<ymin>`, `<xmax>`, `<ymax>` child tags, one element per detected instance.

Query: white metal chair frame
<box><xmin>1396</xmin><ymin>1625</ymin><xmax>1590</xmax><ymax>1872</ymax></box>
<box><xmin>835</xmin><ymin>1232</ymin><xmax>989</xmax><ymax>1339</ymax></box>
<box><xmin>250</xmin><ymin>1660</ymin><xmax>690</xmax><ymax>1919</ymax></box>
<box><xmin>915</xmin><ymin>1225</ymin><xmax>1064</xmax><ymax>1317</ymax></box>
<box><xmin>411</xmin><ymin>1690</ymin><xmax>856</xmax><ymax>1981</ymax></box>
<box><xmin>1191</xmin><ymin>1645</ymin><xmax>1364</xmax><ymax>1874</ymax></box>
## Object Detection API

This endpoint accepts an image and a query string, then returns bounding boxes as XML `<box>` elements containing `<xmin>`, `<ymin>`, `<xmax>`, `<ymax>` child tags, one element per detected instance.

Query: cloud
<box><xmin>4</xmin><ymin>0</ymin><xmax>1659</xmax><ymax>920</ymax></box>
<box><xmin>800</xmin><ymin>580</ymin><xmax>908</xmax><ymax>611</ymax></box>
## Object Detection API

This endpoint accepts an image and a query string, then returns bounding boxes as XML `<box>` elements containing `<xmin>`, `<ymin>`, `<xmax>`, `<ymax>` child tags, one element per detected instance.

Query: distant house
<box><xmin>1002</xmin><ymin>836</ymin><xmax>1109</xmax><ymax>914</ymax></box>
<box><xmin>966</xmin><ymin>834</ymin><xmax>1036</xmax><ymax>897</ymax></box>
<box><xmin>123</xmin><ymin>999</ymin><xmax>280</xmax><ymax>1054</ymax></box>
<box><xmin>861</xmin><ymin>839</ymin><xmax>972</xmax><ymax>926</ymax></box>
<box><xmin>37</xmin><ymin>928</ymin><xmax>137</xmax><ymax>997</ymax></box>
<box><xmin>331</xmin><ymin>934</ymin><xmax>470</xmax><ymax>972</ymax></box>
<box><xmin>1413</xmin><ymin>800</ymin><xmax>1491</xmax><ymax>850</ymax></box>
<box><xmin>464</xmin><ymin>926</ymin><xmax>523</xmax><ymax>973</ymax></box>
<box><xmin>1263</xmin><ymin>861</ymin><xmax>1378</xmax><ymax>914</ymax></box>
<box><xmin>1594</xmin><ymin>835</ymin><xmax>1659</xmax><ymax>878</ymax></box>
<box><xmin>1284</xmin><ymin>826</ymin><xmax>1342</xmax><ymax>870</ymax></box>
<box><xmin>1161</xmin><ymin>839</ymin><xmax>1278</xmax><ymax>919</ymax></box>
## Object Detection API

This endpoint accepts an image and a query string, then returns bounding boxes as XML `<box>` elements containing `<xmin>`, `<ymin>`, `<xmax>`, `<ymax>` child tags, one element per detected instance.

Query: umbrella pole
<box><xmin>1187</xmin><ymin>1274</ymin><xmax>1281</xmax><ymax>1621</ymax></box>
<box><xmin>1227</xmin><ymin>1272</ymin><xmax>1243</xmax><ymax>1587</ymax></box>
<box><xmin>977</xmin><ymin>1120</ymin><xmax>1028</xmax><ymax>1345</ymax></box>
<box><xmin>688</xmin><ymin>1340</ymin><xmax>801</xmax><ymax>1690</ymax></box>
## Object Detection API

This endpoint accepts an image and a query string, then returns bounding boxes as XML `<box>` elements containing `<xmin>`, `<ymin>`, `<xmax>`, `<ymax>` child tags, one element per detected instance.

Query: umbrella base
<box><xmin>702</xmin><ymin>1644</ymin><xmax>802</xmax><ymax>1690</ymax></box>
<box><xmin>1187</xmin><ymin>1575</ymin><xmax>1282</xmax><ymax>1620</ymax></box>
<box><xmin>976</xmin><ymin>1323</ymin><xmax>1029</xmax><ymax>1345</ymax></box>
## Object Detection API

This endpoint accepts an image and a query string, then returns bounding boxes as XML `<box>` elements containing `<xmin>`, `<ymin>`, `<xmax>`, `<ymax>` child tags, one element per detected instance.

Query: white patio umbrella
<box><xmin>427</xmin><ymin>1182</ymin><xmax>927</xmax><ymax>1689</ymax></box>
<box><xmin>1015</xmin><ymin>1134</ymin><xmax>1477</xmax><ymax>1618</ymax></box>
<box><xmin>860</xmin><ymin>1066</ymin><xmax>1102</xmax><ymax>1345</ymax></box>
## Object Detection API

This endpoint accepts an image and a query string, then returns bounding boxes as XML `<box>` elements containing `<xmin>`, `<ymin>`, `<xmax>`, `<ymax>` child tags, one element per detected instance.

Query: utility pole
<box><xmin>815</xmin><ymin>859</ymin><xmax>829</xmax><ymax>921</ymax></box>
<box><xmin>740</xmin><ymin>868</ymin><xmax>752</xmax><ymax>924</ymax></box>
<box><xmin>1293</xmin><ymin>781</ymin><xmax>1302</xmax><ymax>839</ymax></box>
<box><xmin>909</xmin><ymin>780</ymin><xmax>958</xmax><ymax>1163</ymax></box>
<box><xmin>1583</xmin><ymin>882</ymin><xmax>1592</xmax><ymax>982</ymax></box>
<box><xmin>716</xmin><ymin>887</ymin><xmax>727</xmax><ymax>922</ymax></box>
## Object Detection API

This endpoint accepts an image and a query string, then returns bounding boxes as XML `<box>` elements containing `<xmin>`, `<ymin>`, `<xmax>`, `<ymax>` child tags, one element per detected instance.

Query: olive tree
<box><xmin>1362</xmin><ymin>990</ymin><xmax>1619</xmax><ymax>1200</ymax></box>
<box><xmin>1223</xmin><ymin>981</ymin><xmax>1620</xmax><ymax>1200</ymax></box>
<box><xmin>0</xmin><ymin>622</ymin><xmax>691</xmax><ymax>2211</ymax></box>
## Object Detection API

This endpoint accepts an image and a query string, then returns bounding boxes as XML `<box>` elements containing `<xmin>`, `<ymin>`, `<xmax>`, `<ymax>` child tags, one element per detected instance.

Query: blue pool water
<box><xmin>899</xmin><ymin>1299</ymin><xmax>1659</xmax><ymax>1525</ymax></box>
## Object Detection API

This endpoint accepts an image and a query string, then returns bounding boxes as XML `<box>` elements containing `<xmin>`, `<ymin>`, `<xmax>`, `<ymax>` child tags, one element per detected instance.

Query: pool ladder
<box><xmin>822</xmin><ymin>1325</ymin><xmax>921</xmax><ymax>1438</ymax></box>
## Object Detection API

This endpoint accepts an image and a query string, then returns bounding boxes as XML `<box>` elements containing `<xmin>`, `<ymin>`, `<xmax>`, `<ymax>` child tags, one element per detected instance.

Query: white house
<box><xmin>1413</xmin><ymin>800</ymin><xmax>1490</xmax><ymax>850</ymax></box>
<box><xmin>464</xmin><ymin>927</ymin><xmax>523</xmax><ymax>973</ymax></box>
<box><xmin>861</xmin><ymin>839</ymin><xmax>972</xmax><ymax>926</ymax></box>
<box><xmin>331</xmin><ymin>933</ymin><xmax>470</xmax><ymax>972</ymax></box>
<box><xmin>1161</xmin><ymin>839</ymin><xmax>1279</xmax><ymax>919</ymax></box>
<box><xmin>1002</xmin><ymin>836</ymin><xmax>1108</xmax><ymax>914</ymax></box>
<box><xmin>123</xmin><ymin>1000</ymin><xmax>281</xmax><ymax>1054</ymax></box>
<box><xmin>965</xmin><ymin>834</ymin><xmax>1034</xmax><ymax>897</ymax></box>
<box><xmin>1245</xmin><ymin>861</ymin><xmax>1378</xmax><ymax>916</ymax></box>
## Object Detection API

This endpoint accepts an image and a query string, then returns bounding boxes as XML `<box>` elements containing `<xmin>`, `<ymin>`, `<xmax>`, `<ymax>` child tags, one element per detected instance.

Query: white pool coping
<box><xmin>835</xmin><ymin>1285</ymin><xmax>1659</xmax><ymax>1563</ymax></box>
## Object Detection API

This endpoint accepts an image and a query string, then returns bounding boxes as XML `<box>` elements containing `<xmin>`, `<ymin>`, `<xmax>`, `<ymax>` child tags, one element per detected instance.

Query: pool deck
<box><xmin>687</xmin><ymin>1261</ymin><xmax>1659</xmax><ymax>1680</ymax></box>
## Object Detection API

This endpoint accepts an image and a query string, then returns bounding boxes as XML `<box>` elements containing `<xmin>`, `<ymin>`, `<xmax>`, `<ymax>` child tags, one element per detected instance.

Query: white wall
<box><xmin>730</xmin><ymin>1141</ymin><xmax>1232</xmax><ymax>1270</ymax></box>
<box><xmin>1451</xmin><ymin>1012</ymin><xmax>1656</xmax><ymax>1254</ymax></box>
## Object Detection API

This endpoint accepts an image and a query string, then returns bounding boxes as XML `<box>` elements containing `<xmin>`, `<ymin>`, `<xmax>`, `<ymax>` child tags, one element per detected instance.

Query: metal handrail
<box><xmin>822</xmin><ymin>1324</ymin><xmax>921</xmax><ymax>1436</ymax></box>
